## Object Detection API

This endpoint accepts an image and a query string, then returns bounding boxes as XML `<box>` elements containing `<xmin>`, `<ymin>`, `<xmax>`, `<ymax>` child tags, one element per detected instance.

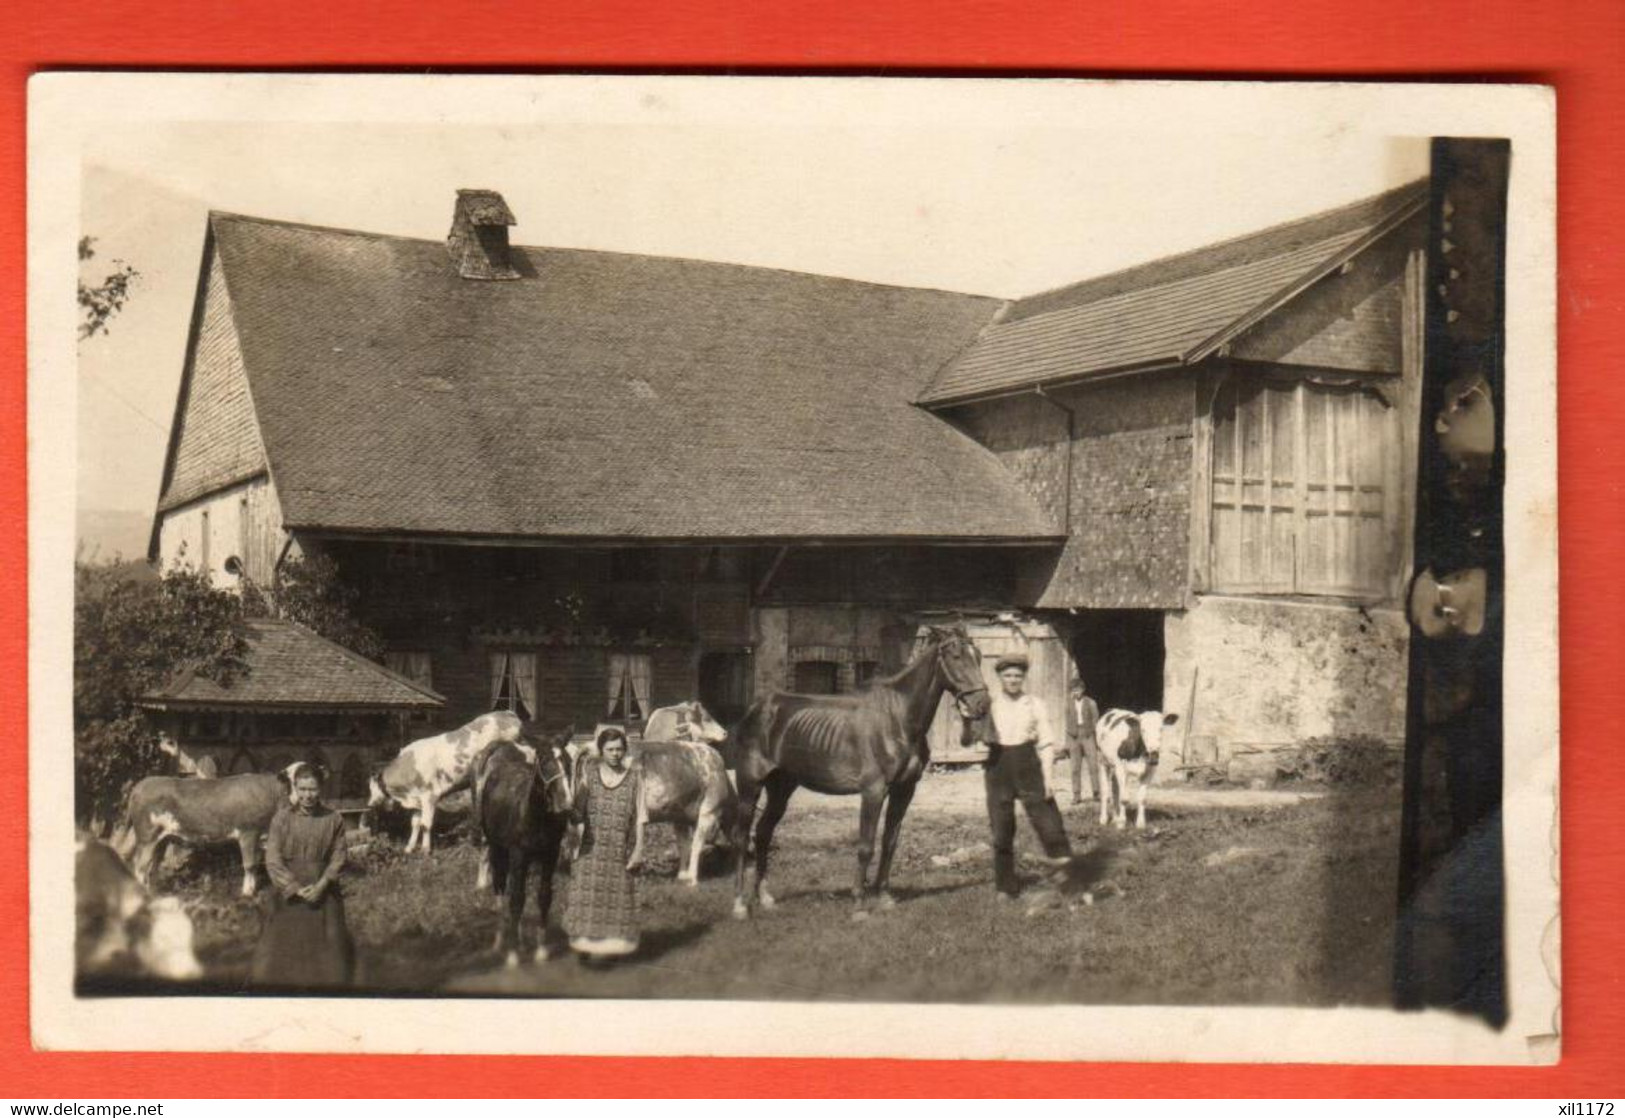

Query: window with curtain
<box><xmin>1210</xmin><ymin>377</ymin><xmax>1398</xmax><ymax>597</ymax></box>
<box><xmin>489</xmin><ymin>651</ymin><xmax>538</xmax><ymax>721</ymax></box>
<box><xmin>606</xmin><ymin>653</ymin><xmax>652</xmax><ymax>723</ymax></box>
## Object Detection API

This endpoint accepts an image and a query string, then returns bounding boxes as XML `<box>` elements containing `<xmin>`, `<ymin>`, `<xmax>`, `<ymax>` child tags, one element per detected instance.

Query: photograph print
<box><xmin>34</xmin><ymin>75</ymin><xmax>1559</xmax><ymax>1062</ymax></box>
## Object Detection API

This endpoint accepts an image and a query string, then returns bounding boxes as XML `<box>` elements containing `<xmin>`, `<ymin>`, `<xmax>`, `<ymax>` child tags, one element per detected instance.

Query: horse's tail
<box><xmin>487</xmin><ymin>844</ymin><xmax>510</xmax><ymax>897</ymax></box>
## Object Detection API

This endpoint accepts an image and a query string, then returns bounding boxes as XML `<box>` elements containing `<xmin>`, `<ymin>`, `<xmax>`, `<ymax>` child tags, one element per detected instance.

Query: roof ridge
<box><xmin>918</xmin><ymin>182</ymin><xmax>1429</xmax><ymax>406</ymax></box>
<box><xmin>208</xmin><ymin>209</ymin><xmax>1004</xmax><ymax>303</ymax></box>
<box><xmin>1003</xmin><ymin>178</ymin><xmax>1429</xmax><ymax>321</ymax></box>
<box><xmin>988</xmin><ymin>236</ymin><xmax>1369</xmax><ymax>333</ymax></box>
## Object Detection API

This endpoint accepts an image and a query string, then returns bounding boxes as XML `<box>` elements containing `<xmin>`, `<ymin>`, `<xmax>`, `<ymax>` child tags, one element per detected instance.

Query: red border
<box><xmin>7</xmin><ymin>0</ymin><xmax>1622</xmax><ymax>1098</ymax></box>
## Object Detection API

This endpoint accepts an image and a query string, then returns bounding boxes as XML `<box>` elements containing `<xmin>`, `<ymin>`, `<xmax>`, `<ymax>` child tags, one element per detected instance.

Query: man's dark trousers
<box><xmin>1069</xmin><ymin>732</ymin><xmax>1101</xmax><ymax>803</ymax></box>
<box><xmin>984</xmin><ymin>742</ymin><xmax>1073</xmax><ymax>895</ymax></box>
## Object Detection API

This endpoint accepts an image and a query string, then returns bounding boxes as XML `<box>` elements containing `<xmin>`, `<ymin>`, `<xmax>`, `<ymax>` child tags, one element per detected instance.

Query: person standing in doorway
<box><xmin>983</xmin><ymin>653</ymin><xmax>1074</xmax><ymax>899</ymax></box>
<box><xmin>1062</xmin><ymin>677</ymin><xmax>1102</xmax><ymax>806</ymax></box>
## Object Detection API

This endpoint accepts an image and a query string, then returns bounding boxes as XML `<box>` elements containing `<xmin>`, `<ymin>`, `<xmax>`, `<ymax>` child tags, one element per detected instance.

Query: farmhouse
<box><xmin>150</xmin><ymin>180</ymin><xmax>1427</xmax><ymax>766</ymax></box>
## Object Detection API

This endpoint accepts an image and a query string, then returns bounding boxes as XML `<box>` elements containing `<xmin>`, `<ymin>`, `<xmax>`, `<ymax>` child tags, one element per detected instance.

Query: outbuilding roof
<box><xmin>140</xmin><ymin>618</ymin><xmax>446</xmax><ymax>711</ymax></box>
<box><xmin>918</xmin><ymin>180</ymin><xmax>1429</xmax><ymax>405</ymax></box>
<box><xmin>205</xmin><ymin>214</ymin><xmax>1060</xmax><ymax>543</ymax></box>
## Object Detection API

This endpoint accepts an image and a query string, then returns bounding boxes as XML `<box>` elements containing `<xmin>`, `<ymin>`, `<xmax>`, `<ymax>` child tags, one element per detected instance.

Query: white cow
<box><xmin>369</xmin><ymin>711</ymin><xmax>525</xmax><ymax>853</ymax></box>
<box><xmin>1096</xmin><ymin>709</ymin><xmax>1180</xmax><ymax>830</ymax></box>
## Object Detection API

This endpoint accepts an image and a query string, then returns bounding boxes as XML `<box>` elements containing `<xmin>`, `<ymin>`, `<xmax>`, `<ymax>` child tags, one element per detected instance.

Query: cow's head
<box><xmin>366</xmin><ymin>769</ymin><xmax>391</xmax><ymax>809</ymax></box>
<box><xmin>1133</xmin><ymin>711</ymin><xmax>1180</xmax><ymax>761</ymax></box>
<box><xmin>676</xmin><ymin>701</ymin><xmax>728</xmax><ymax>744</ymax></box>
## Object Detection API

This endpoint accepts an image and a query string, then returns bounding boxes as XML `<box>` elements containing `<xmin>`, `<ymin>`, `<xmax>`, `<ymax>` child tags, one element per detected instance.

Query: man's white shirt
<box><xmin>988</xmin><ymin>692</ymin><xmax>1057</xmax><ymax>749</ymax></box>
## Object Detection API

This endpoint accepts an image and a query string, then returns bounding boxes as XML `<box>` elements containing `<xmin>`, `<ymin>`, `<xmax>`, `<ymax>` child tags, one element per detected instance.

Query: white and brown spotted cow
<box><xmin>1097</xmin><ymin>709</ymin><xmax>1180</xmax><ymax>830</ymax></box>
<box><xmin>77</xmin><ymin>833</ymin><xmax>202</xmax><ymax>982</ymax></box>
<box><xmin>113</xmin><ymin>772</ymin><xmax>289</xmax><ymax>896</ymax></box>
<box><xmin>369</xmin><ymin>711</ymin><xmax>524</xmax><ymax>853</ymax></box>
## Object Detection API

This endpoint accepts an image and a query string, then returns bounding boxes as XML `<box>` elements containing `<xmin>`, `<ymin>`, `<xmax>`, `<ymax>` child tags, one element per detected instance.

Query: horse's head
<box><xmin>534</xmin><ymin>725</ymin><xmax>575</xmax><ymax>816</ymax></box>
<box><xmin>928</xmin><ymin>624</ymin><xmax>990</xmax><ymax>721</ymax></box>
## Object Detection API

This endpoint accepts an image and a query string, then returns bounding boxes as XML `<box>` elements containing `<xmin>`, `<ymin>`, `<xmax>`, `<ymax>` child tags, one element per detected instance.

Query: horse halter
<box><xmin>536</xmin><ymin>746</ymin><xmax>571</xmax><ymax>803</ymax></box>
<box><xmin>937</xmin><ymin>633</ymin><xmax>989</xmax><ymax>711</ymax></box>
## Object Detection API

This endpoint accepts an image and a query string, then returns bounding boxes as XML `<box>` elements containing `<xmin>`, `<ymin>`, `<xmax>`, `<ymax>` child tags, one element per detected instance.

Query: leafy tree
<box><xmin>243</xmin><ymin>551</ymin><xmax>384</xmax><ymax>661</ymax></box>
<box><xmin>78</xmin><ymin>236</ymin><xmax>140</xmax><ymax>339</ymax></box>
<box><xmin>74</xmin><ymin>561</ymin><xmax>248</xmax><ymax>831</ymax></box>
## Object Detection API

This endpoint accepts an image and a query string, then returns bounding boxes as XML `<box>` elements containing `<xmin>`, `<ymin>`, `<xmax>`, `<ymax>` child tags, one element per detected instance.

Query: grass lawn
<box><xmin>159</xmin><ymin>770</ymin><xmax>1400</xmax><ymax>1007</ymax></box>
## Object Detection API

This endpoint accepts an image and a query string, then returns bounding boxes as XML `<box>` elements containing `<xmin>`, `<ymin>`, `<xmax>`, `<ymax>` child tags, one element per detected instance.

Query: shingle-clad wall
<box><xmin>1048</xmin><ymin>374</ymin><xmax>1193</xmax><ymax>608</ymax></box>
<box><xmin>160</xmin><ymin>251</ymin><xmax>267</xmax><ymax>510</ymax></box>
<box><xmin>944</xmin><ymin>373</ymin><xmax>1194</xmax><ymax>609</ymax></box>
<box><xmin>937</xmin><ymin>392</ymin><xmax>1071</xmax><ymax>529</ymax></box>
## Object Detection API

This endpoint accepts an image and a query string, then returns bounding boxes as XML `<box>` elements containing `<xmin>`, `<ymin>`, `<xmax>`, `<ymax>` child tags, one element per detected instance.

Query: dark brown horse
<box><xmin>730</xmin><ymin>624</ymin><xmax>991</xmax><ymax>919</ymax></box>
<box><xmin>474</xmin><ymin>726</ymin><xmax>575</xmax><ymax>966</ymax></box>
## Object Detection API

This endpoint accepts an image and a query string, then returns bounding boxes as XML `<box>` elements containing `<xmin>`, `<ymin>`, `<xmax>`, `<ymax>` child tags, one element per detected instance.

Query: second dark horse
<box><xmin>474</xmin><ymin>726</ymin><xmax>575</xmax><ymax>966</ymax></box>
<box><xmin>731</xmin><ymin>624</ymin><xmax>991</xmax><ymax>919</ymax></box>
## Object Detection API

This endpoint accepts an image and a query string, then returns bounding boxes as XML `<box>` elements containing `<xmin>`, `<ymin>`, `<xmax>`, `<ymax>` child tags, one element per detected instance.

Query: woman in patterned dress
<box><xmin>251</xmin><ymin>763</ymin><xmax>355</xmax><ymax>988</ymax></box>
<box><xmin>565</xmin><ymin>727</ymin><xmax>646</xmax><ymax>961</ymax></box>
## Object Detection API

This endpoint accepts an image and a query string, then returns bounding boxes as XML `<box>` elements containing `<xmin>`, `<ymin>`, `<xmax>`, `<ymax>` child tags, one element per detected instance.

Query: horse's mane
<box><xmin>861</xmin><ymin>626</ymin><xmax>967</xmax><ymax>691</ymax></box>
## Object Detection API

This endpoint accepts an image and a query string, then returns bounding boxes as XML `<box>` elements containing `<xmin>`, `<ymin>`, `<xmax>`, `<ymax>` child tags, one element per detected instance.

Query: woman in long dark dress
<box><xmin>564</xmin><ymin>728</ymin><xmax>647</xmax><ymax>961</ymax></box>
<box><xmin>251</xmin><ymin>763</ymin><xmax>355</xmax><ymax>988</ymax></box>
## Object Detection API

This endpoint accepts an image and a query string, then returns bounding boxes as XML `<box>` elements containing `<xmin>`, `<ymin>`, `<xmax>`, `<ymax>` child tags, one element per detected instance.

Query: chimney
<box><xmin>446</xmin><ymin>189</ymin><xmax>520</xmax><ymax>280</ymax></box>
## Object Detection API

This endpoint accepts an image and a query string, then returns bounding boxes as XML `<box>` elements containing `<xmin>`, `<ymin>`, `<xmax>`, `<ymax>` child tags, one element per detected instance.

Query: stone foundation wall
<box><xmin>1164</xmin><ymin>594</ymin><xmax>1409</xmax><ymax>760</ymax></box>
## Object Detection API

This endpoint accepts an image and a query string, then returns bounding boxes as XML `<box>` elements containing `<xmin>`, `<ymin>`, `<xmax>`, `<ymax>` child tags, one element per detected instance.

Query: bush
<box><xmin>74</xmin><ymin>561</ymin><xmax>249</xmax><ymax>830</ymax></box>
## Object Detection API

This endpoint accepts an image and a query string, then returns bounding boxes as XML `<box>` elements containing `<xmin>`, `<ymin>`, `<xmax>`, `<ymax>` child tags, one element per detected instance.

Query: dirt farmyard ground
<box><xmin>159</xmin><ymin>764</ymin><xmax>1399</xmax><ymax>1007</ymax></box>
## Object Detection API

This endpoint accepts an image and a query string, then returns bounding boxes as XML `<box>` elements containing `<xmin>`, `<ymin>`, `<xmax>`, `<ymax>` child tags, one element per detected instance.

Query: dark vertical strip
<box><xmin>1395</xmin><ymin>138</ymin><xmax>1510</xmax><ymax>1026</ymax></box>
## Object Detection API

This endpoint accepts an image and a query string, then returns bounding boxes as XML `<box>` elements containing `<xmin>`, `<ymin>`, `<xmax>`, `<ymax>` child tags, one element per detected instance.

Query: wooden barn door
<box><xmin>926</xmin><ymin>619</ymin><xmax>1068</xmax><ymax>764</ymax></box>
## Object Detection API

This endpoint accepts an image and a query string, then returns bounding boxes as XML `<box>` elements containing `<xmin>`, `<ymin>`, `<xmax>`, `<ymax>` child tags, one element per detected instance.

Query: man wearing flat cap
<box><xmin>981</xmin><ymin>651</ymin><xmax>1073</xmax><ymax>898</ymax></box>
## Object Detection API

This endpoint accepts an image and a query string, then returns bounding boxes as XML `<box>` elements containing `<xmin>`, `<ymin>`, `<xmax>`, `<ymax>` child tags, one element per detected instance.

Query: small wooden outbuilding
<box><xmin>139</xmin><ymin>618</ymin><xmax>445</xmax><ymax>812</ymax></box>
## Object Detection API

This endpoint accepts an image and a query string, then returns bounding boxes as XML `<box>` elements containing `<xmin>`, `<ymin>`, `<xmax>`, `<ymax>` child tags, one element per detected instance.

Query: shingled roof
<box><xmin>205</xmin><ymin>213</ymin><xmax>1059</xmax><ymax>542</ymax></box>
<box><xmin>141</xmin><ymin>619</ymin><xmax>445</xmax><ymax>711</ymax></box>
<box><xmin>918</xmin><ymin>180</ymin><xmax>1429</xmax><ymax>406</ymax></box>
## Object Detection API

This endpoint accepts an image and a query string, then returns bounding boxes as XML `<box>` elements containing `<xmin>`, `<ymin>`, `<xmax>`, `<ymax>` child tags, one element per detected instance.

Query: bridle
<box><xmin>937</xmin><ymin>633</ymin><xmax>989</xmax><ymax>716</ymax></box>
<box><xmin>536</xmin><ymin>746</ymin><xmax>571</xmax><ymax>804</ymax></box>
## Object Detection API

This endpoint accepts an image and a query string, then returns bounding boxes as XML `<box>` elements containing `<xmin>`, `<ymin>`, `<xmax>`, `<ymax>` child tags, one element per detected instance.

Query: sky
<box><xmin>75</xmin><ymin>97</ymin><xmax>1428</xmax><ymax>533</ymax></box>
